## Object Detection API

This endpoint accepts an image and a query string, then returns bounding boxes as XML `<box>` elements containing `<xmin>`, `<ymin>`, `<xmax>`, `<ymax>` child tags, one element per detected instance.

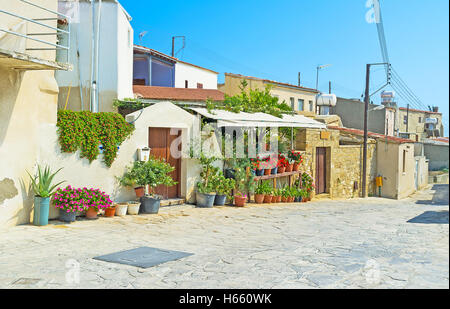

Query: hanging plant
<box><xmin>57</xmin><ymin>111</ymin><xmax>135</xmax><ymax>167</ymax></box>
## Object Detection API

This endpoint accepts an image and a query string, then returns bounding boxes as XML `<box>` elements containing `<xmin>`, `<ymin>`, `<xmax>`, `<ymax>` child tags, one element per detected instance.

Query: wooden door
<box><xmin>315</xmin><ymin>147</ymin><xmax>327</xmax><ymax>194</ymax></box>
<box><xmin>148</xmin><ymin>128</ymin><xmax>181</xmax><ymax>199</ymax></box>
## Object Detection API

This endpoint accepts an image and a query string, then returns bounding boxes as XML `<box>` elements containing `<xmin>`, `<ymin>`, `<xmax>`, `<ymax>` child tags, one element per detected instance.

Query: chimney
<box><xmin>433</xmin><ymin>106</ymin><xmax>439</xmax><ymax>113</ymax></box>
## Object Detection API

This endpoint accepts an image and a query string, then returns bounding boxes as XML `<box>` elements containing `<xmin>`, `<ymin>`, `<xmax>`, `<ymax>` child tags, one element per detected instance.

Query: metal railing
<box><xmin>0</xmin><ymin>0</ymin><xmax>70</xmax><ymax>63</ymax></box>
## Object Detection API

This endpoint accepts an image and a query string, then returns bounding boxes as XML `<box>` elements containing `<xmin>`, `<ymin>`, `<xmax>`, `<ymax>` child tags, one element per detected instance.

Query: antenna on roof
<box><xmin>172</xmin><ymin>36</ymin><xmax>186</xmax><ymax>58</ymax></box>
<box><xmin>139</xmin><ymin>31</ymin><xmax>148</xmax><ymax>45</ymax></box>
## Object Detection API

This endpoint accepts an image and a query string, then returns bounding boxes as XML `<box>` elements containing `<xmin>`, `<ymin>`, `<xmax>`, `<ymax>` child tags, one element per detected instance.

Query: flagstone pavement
<box><xmin>0</xmin><ymin>185</ymin><xmax>448</xmax><ymax>289</ymax></box>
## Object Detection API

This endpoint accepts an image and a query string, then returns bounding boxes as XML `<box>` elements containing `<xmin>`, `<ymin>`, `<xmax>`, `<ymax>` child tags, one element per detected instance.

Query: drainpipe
<box><xmin>94</xmin><ymin>0</ymin><xmax>102</xmax><ymax>112</ymax></box>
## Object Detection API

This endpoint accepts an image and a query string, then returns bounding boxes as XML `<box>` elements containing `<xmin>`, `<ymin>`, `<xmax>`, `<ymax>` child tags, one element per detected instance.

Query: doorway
<box><xmin>148</xmin><ymin>128</ymin><xmax>182</xmax><ymax>199</ymax></box>
<box><xmin>315</xmin><ymin>147</ymin><xmax>327</xmax><ymax>194</ymax></box>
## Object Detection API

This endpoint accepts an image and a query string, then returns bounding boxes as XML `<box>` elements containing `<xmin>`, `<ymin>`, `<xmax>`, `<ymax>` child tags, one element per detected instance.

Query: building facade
<box><xmin>397</xmin><ymin>107</ymin><xmax>444</xmax><ymax>141</ymax></box>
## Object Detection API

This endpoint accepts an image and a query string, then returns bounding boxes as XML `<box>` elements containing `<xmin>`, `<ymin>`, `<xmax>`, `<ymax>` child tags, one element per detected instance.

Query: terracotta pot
<box><xmin>289</xmin><ymin>197</ymin><xmax>295</xmax><ymax>203</ymax></box>
<box><xmin>264</xmin><ymin>169</ymin><xmax>272</xmax><ymax>176</ymax></box>
<box><xmin>281</xmin><ymin>197</ymin><xmax>288</xmax><ymax>203</ymax></box>
<box><xmin>293</xmin><ymin>163</ymin><xmax>301</xmax><ymax>171</ymax></box>
<box><xmin>285</xmin><ymin>164</ymin><xmax>293</xmax><ymax>172</ymax></box>
<box><xmin>271</xmin><ymin>195</ymin><xmax>278</xmax><ymax>203</ymax></box>
<box><xmin>254</xmin><ymin>194</ymin><xmax>265</xmax><ymax>204</ymax></box>
<box><xmin>104</xmin><ymin>206</ymin><xmax>116</xmax><ymax>217</ymax></box>
<box><xmin>134</xmin><ymin>187</ymin><xmax>145</xmax><ymax>198</ymax></box>
<box><xmin>234</xmin><ymin>196</ymin><xmax>247</xmax><ymax>207</ymax></box>
<box><xmin>278</xmin><ymin>166</ymin><xmax>286</xmax><ymax>174</ymax></box>
<box><xmin>277</xmin><ymin>196</ymin><xmax>282</xmax><ymax>203</ymax></box>
<box><xmin>86</xmin><ymin>208</ymin><xmax>98</xmax><ymax>219</ymax></box>
<box><xmin>264</xmin><ymin>195</ymin><xmax>273</xmax><ymax>204</ymax></box>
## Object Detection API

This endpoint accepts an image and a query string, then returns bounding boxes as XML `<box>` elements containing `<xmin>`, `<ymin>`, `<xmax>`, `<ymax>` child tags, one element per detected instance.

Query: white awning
<box><xmin>190</xmin><ymin>108</ymin><xmax>326</xmax><ymax>129</ymax></box>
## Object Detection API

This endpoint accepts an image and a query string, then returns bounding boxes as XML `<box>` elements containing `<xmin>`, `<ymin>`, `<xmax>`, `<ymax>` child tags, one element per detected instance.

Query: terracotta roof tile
<box><xmin>328</xmin><ymin>126</ymin><xmax>415</xmax><ymax>144</ymax></box>
<box><xmin>133</xmin><ymin>86</ymin><xmax>225</xmax><ymax>102</ymax></box>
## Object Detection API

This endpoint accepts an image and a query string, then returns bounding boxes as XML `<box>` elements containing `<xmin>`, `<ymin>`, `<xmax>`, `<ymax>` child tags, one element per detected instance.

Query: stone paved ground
<box><xmin>0</xmin><ymin>185</ymin><xmax>448</xmax><ymax>289</ymax></box>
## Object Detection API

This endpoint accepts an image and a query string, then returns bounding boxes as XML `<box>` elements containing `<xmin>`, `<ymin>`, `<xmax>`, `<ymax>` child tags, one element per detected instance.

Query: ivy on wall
<box><xmin>57</xmin><ymin>111</ymin><xmax>135</xmax><ymax>167</ymax></box>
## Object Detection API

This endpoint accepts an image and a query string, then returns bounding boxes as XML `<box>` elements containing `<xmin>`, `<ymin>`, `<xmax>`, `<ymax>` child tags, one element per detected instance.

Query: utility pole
<box><xmin>406</xmin><ymin>104</ymin><xmax>410</xmax><ymax>132</ymax></box>
<box><xmin>171</xmin><ymin>36</ymin><xmax>175</xmax><ymax>57</ymax></box>
<box><xmin>298</xmin><ymin>72</ymin><xmax>301</xmax><ymax>87</ymax></box>
<box><xmin>362</xmin><ymin>64</ymin><xmax>371</xmax><ymax>198</ymax></box>
<box><xmin>329</xmin><ymin>81</ymin><xmax>332</xmax><ymax>94</ymax></box>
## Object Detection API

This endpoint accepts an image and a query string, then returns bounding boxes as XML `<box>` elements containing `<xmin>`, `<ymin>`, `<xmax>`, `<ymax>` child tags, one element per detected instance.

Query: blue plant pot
<box><xmin>196</xmin><ymin>192</ymin><xmax>216</xmax><ymax>208</ymax></box>
<box><xmin>256</xmin><ymin>169</ymin><xmax>264</xmax><ymax>176</ymax></box>
<box><xmin>140</xmin><ymin>196</ymin><xmax>161</xmax><ymax>214</ymax></box>
<box><xmin>33</xmin><ymin>197</ymin><xmax>50</xmax><ymax>226</ymax></box>
<box><xmin>214</xmin><ymin>194</ymin><xmax>227</xmax><ymax>206</ymax></box>
<box><xmin>59</xmin><ymin>210</ymin><xmax>77</xmax><ymax>223</ymax></box>
<box><xmin>294</xmin><ymin>197</ymin><xmax>302</xmax><ymax>203</ymax></box>
<box><xmin>271</xmin><ymin>167</ymin><xmax>278</xmax><ymax>175</ymax></box>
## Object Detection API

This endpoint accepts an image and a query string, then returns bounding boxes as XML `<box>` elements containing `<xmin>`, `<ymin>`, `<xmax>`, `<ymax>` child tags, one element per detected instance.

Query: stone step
<box><xmin>160</xmin><ymin>198</ymin><xmax>186</xmax><ymax>207</ymax></box>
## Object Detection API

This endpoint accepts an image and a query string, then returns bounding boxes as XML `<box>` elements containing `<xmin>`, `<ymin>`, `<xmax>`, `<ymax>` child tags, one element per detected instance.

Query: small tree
<box><xmin>196</xmin><ymin>154</ymin><xmax>220</xmax><ymax>194</ymax></box>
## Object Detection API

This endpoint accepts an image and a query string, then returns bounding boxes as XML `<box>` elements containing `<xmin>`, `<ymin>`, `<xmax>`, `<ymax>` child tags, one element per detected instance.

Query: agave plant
<box><xmin>27</xmin><ymin>165</ymin><xmax>65</xmax><ymax>198</ymax></box>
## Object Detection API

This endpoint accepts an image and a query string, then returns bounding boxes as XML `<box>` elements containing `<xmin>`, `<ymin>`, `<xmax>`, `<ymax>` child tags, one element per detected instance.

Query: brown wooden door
<box><xmin>315</xmin><ymin>147</ymin><xmax>327</xmax><ymax>194</ymax></box>
<box><xmin>148</xmin><ymin>128</ymin><xmax>181</xmax><ymax>199</ymax></box>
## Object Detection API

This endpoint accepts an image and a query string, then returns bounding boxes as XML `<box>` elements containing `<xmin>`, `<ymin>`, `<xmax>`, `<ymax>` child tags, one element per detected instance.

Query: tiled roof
<box><xmin>133</xmin><ymin>86</ymin><xmax>225</xmax><ymax>102</ymax></box>
<box><xmin>399</xmin><ymin>107</ymin><xmax>442</xmax><ymax>115</ymax></box>
<box><xmin>328</xmin><ymin>126</ymin><xmax>415</xmax><ymax>144</ymax></box>
<box><xmin>225</xmin><ymin>73</ymin><xmax>319</xmax><ymax>94</ymax></box>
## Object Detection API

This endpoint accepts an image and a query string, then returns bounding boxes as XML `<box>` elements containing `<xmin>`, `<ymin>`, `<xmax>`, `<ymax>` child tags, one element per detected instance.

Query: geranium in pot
<box><xmin>27</xmin><ymin>165</ymin><xmax>65</xmax><ymax>226</ymax></box>
<box><xmin>288</xmin><ymin>150</ymin><xmax>303</xmax><ymax>172</ymax></box>
<box><xmin>196</xmin><ymin>155</ymin><xmax>219</xmax><ymax>208</ymax></box>
<box><xmin>140</xmin><ymin>156</ymin><xmax>177</xmax><ymax>214</ymax></box>
<box><xmin>213</xmin><ymin>174</ymin><xmax>235</xmax><ymax>206</ymax></box>
<box><xmin>83</xmin><ymin>188</ymin><xmax>113</xmax><ymax>219</ymax></box>
<box><xmin>53</xmin><ymin>186</ymin><xmax>83</xmax><ymax>223</ymax></box>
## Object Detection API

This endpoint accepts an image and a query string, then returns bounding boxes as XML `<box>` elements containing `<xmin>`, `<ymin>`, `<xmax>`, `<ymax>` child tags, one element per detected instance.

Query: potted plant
<box><xmin>302</xmin><ymin>173</ymin><xmax>315</xmax><ymax>201</ymax></box>
<box><xmin>27</xmin><ymin>165</ymin><xmax>65</xmax><ymax>226</ymax></box>
<box><xmin>250</xmin><ymin>158</ymin><xmax>264</xmax><ymax>176</ymax></box>
<box><xmin>83</xmin><ymin>188</ymin><xmax>113</xmax><ymax>219</ymax></box>
<box><xmin>281</xmin><ymin>187</ymin><xmax>290</xmax><ymax>203</ymax></box>
<box><xmin>127</xmin><ymin>201</ymin><xmax>141</xmax><ymax>215</ymax></box>
<box><xmin>53</xmin><ymin>186</ymin><xmax>80</xmax><ymax>223</ymax></box>
<box><xmin>277</xmin><ymin>154</ymin><xmax>287</xmax><ymax>174</ymax></box>
<box><xmin>116</xmin><ymin>203</ymin><xmax>128</xmax><ymax>216</ymax></box>
<box><xmin>104</xmin><ymin>204</ymin><xmax>116</xmax><ymax>217</ymax></box>
<box><xmin>196</xmin><ymin>155</ymin><xmax>219</xmax><ymax>208</ymax></box>
<box><xmin>254</xmin><ymin>182</ymin><xmax>267</xmax><ymax>204</ymax></box>
<box><xmin>289</xmin><ymin>150</ymin><xmax>303</xmax><ymax>172</ymax></box>
<box><xmin>119</xmin><ymin>161</ymin><xmax>147</xmax><ymax>198</ymax></box>
<box><xmin>213</xmin><ymin>175</ymin><xmax>235</xmax><ymax>206</ymax></box>
<box><xmin>233</xmin><ymin>163</ymin><xmax>256</xmax><ymax>207</ymax></box>
<box><xmin>275</xmin><ymin>189</ymin><xmax>282</xmax><ymax>203</ymax></box>
<box><xmin>140</xmin><ymin>156</ymin><xmax>177</xmax><ymax>214</ymax></box>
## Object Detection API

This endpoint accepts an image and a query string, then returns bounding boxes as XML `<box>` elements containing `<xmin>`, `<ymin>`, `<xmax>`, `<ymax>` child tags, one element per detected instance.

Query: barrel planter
<box><xmin>214</xmin><ymin>194</ymin><xmax>227</xmax><ymax>206</ymax></box>
<box><xmin>140</xmin><ymin>196</ymin><xmax>161</xmax><ymax>214</ymax></box>
<box><xmin>196</xmin><ymin>192</ymin><xmax>216</xmax><ymax>208</ymax></box>
<box><xmin>59</xmin><ymin>210</ymin><xmax>76</xmax><ymax>223</ymax></box>
<box><xmin>254</xmin><ymin>194</ymin><xmax>265</xmax><ymax>204</ymax></box>
<box><xmin>115</xmin><ymin>203</ymin><xmax>128</xmax><ymax>216</ymax></box>
<box><xmin>33</xmin><ymin>197</ymin><xmax>50</xmax><ymax>226</ymax></box>
<box><xmin>127</xmin><ymin>202</ymin><xmax>141</xmax><ymax>215</ymax></box>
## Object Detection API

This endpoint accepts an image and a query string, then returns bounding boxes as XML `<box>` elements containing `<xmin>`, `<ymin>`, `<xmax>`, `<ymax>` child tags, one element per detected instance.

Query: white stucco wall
<box><xmin>175</xmin><ymin>61</ymin><xmax>218</xmax><ymax>90</ymax></box>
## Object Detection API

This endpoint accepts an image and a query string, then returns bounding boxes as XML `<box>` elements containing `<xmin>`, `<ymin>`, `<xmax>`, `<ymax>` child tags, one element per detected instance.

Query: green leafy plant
<box><xmin>57</xmin><ymin>111</ymin><xmax>134</xmax><ymax>167</ymax></box>
<box><xmin>255</xmin><ymin>181</ymin><xmax>273</xmax><ymax>195</ymax></box>
<box><xmin>197</xmin><ymin>154</ymin><xmax>219</xmax><ymax>194</ymax></box>
<box><xmin>213</xmin><ymin>175</ymin><xmax>236</xmax><ymax>199</ymax></box>
<box><xmin>234</xmin><ymin>166</ymin><xmax>257</xmax><ymax>197</ymax></box>
<box><xmin>27</xmin><ymin>165</ymin><xmax>65</xmax><ymax>198</ymax></box>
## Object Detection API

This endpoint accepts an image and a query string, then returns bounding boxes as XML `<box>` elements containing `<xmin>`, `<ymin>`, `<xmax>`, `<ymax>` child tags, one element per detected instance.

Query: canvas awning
<box><xmin>189</xmin><ymin>108</ymin><xmax>326</xmax><ymax>129</ymax></box>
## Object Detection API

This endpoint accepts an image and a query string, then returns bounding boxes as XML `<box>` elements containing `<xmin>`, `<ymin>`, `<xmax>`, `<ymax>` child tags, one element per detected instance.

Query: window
<box><xmin>298</xmin><ymin>99</ymin><xmax>304</xmax><ymax>111</ymax></box>
<box><xmin>197</xmin><ymin>83</ymin><xmax>203</xmax><ymax>89</ymax></box>
<box><xmin>418</xmin><ymin>117</ymin><xmax>422</xmax><ymax>123</ymax></box>
<box><xmin>320</xmin><ymin>106</ymin><xmax>330</xmax><ymax>115</ymax></box>
<box><xmin>290</xmin><ymin>97</ymin><xmax>295</xmax><ymax>110</ymax></box>
<box><xmin>403</xmin><ymin>115</ymin><xmax>408</xmax><ymax>125</ymax></box>
<box><xmin>402</xmin><ymin>150</ymin><xmax>407</xmax><ymax>173</ymax></box>
<box><xmin>309</xmin><ymin>101</ymin><xmax>314</xmax><ymax>112</ymax></box>
<box><xmin>185</xmin><ymin>80</ymin><xmax>188</xmax><ymax>88</ymax></box>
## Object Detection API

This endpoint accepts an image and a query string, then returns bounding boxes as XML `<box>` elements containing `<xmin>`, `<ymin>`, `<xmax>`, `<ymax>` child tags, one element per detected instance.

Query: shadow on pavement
<box><xmin>416</xmin><ymin>184</ymin><xmax>449</xmax><ymax>206</ymax></box>
<box><xmin>408</xmin><ymin>211</ymin><xmax>449</xmax><ymax>224</ymax></box>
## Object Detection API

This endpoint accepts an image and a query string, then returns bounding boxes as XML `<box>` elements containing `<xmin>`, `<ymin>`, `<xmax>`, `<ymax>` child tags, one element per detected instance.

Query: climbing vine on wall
<box><xmin>57</xmin><ymin>111</ymin><xmax>135</xmax><ymax>167</ymax></box>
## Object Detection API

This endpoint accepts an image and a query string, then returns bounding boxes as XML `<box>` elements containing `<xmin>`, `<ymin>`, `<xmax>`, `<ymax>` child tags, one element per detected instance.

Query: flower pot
<box><xmin>86</xmin><ymin>208</ymin><xmax>98</xmax><ymax>219</ymax></box>
<box><xmin>33</xmin><ymin>197</ymin><xmax>50</xmax><ymax>226</ymax></box>
<box><xmin>104</xmin><ymin>206</ymin><xmax>116</xmax><ymax>217</ymax></box>
<box><xmin>134</xmin><ymin>187</ymin><xmax>145</xmax><ymax>198</ymax></box>
<box><xmin>264</xmin><ymin>169</ymin><xmax>272</xmax><ymax>176</ymax></box>
<box><xmin>264</xmin><ymin>195</ymin><xmax>273</xmax><ymax>204</ymax></box>
<box><xmin>293</xmin><ymin>163</ymin><xmax>301</xmax><ymax>172</ymax></box>
<box><xmin>59</xmin><ymin>210</ymin><xmax>76</xmax><ymax>223</ymax></box>
<box><xmin>254</xmin><ymin>194</ymin><xmax>265</xmax><ymax>204</ymax></box>
<box><xmin>281</xmin><ymin>197</ymin><xmax>288</xmax><ymax>203</ymax></box>
<box><xmin>214</xmin><ymin>194</ymin><xmax>227</xmax><ymax>206</ymax></box>
<box><xmin>289</xmin><ymin>197</ymin><xmax>295</xmax><ymax>203</ymax></box>
<box><xmin>127</xmin><ymin>202</ymin><xmax>141</xmax><ymax>215</ymax></box>
<box><xmin>278</xmin><ymin>167</ymin><xmax>286</xmax><ymax>174</ymax></box>
<box><xmin>276</xmin><ymin>196</ymin><xmax>282</xmax><ymax>203</ymax></box>
<box><xmin>224</xmin><ymin>169</ymin><xmax>235</xmax><ymax>179</ymax></box>
<box><xmin>234</xmin><ymin>196</ymin><xmax>247</xmax><ymax>207</ymax></box>
<box><xmin>196</xmin><ymin>192</ymin><xmax>216</xmax><ymax>208</ymax></box>
<box><xmin>140</xmin><ymin>196</ymin><xmax>161</xmax><ymax>214</ymax></box>
<box><xmin>256</xmin><ymin>169</ymin><xmax>264</xmax><ymax>177</ymax></box>
<box><xmin>271</xmin><ymin>167</ymin><xmax>278</xmax><ymax>175</ymax></box>
<box><xmin>294</xmin><ymin>197</ymin><xmax>301</xmax><ymax>203</ymax></box>
<box><xmin>271</xmin><ymin>195</ymin><xmax>278</xmax><ymax>203</ymax></box>
<box><xmin>115</xmin><ymin>203</ymin><xmax>128</xmax><ymax>216</ymax></box>
<box><xmin>285</xmin><ymin>164</ymin><xmax>294</xmax><ymax>173</ymax></box>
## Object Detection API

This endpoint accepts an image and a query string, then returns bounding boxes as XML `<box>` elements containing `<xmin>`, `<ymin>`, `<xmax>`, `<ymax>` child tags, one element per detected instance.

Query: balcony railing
<box><xmin>0</xmin><ymin>0</ymin><xmax>70</xmax><ymax>65</ymax></box>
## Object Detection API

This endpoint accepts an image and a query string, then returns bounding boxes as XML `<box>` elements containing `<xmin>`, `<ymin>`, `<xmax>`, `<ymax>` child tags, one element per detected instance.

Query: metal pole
<box><xmin>362</xmin><ymin>64</ymin><xmax>371</xmax><ymax>198</ymax></box>
<box><xmin>298</xmin><ymin>72</ymin><xmax>301</xmax><ymax>86</ymax></box>
<box><xmin>316</xmin><ymin>67</ymin><xmax>319</xmax><ymax>90</ymax></box>
<box><xmin>406</xmin><ymin>103</ymin><xmax>410</xmax><ymax>133</ymax></box>
<box><xmin>329</xmin><ymin>81</ymin><xmax>331</xmax><ymax>94</ymax></box>
<box><xmin>171</xmin><ymin>37</ymin><xmax>175</xmax><ymax>57</ymax></box>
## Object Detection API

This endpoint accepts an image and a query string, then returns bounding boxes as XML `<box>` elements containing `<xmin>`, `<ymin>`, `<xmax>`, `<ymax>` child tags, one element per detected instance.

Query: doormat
<box><xmin>93</xmin><ymin>247</ymin><xmax>193</xmax><ymax>269</ymax></box>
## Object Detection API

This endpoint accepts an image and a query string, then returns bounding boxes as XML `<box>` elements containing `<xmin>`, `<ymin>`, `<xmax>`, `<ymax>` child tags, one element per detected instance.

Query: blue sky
<box><xmin>120</xmin><ymin>0</ymin><xmax>449</xmax><ymax>135</ymax></box>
